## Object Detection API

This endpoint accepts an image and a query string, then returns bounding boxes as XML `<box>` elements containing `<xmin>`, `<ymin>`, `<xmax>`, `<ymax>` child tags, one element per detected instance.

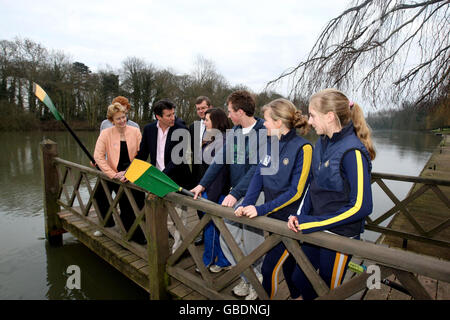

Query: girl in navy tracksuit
<box><xmin>235</xmin><ymin>98</ymin><xmax>312</xmax><ymax>299</ymax></box>
<box><xmin>288</xmin><ymin>88</ymin><xmax>376</xmax><ymax>300</ymax></box>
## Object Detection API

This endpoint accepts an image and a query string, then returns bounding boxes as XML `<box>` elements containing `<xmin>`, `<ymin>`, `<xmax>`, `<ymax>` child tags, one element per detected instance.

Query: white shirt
<box><xmin>199</xmin><ymin>119</ymin><xmax>206</xmax><ymax>145</ymax></box>
<box><xmin>242</xmin><ymin>120</ymin><xmax>257</xmax><ymax>135</ymax></box>
<box><xmin>156</xmin><ymin>121</ymin><xmax>169</xmax><ymax>171</ymax></box>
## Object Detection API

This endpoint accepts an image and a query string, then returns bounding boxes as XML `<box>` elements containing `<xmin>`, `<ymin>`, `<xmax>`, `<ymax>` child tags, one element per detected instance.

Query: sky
<box><xmin>0</xmin><ymin>0</ymin><xmax>350</xmax><ymax>95</ymax></box>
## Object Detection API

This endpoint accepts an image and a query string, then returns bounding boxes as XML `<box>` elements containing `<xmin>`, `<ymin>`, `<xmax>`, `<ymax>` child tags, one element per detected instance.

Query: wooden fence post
<box><xmin>145</xmin><ymin>195</ymin><xmax>170</xmax><ymax>300</ymax></box>
<box><xmin>40</xmin><ymin>139</ymin><xmax>64</xmax><ymax>246</ymax></box>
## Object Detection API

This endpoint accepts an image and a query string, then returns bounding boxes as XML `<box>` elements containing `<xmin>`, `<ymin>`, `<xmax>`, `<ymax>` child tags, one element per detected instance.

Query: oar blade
<box><xmin>125</xmin><ymin>159</ymin><xmax>181</xmax><ymax>197</ymax></box>
<box><xmin>33</xmin><ymin>82</ymin><xmax>63</xmax><ymax>121</ymax></box>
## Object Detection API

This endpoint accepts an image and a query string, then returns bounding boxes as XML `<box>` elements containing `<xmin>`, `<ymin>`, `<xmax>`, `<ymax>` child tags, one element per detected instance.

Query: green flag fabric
<box><xmin>125</xmin><ymin>159</ymin><xmax>182</xmax><ymax>197</ymax></box>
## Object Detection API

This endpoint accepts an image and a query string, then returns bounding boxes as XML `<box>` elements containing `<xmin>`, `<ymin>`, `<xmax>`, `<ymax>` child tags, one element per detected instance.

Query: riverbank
<box><xmin>379</xmin><ymin>134</ymin><xmax>450</xmax><ymax>260</ymax></box>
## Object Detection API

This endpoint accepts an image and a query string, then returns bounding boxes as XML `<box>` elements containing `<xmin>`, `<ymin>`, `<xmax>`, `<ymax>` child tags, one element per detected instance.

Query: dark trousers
<box><xmin>262</xmin><ymin>242</ymin><xmax>300</xmax><ymax>299</ymax></box>
<box><xmin>93</xmin><ymin>179</ymin><xmax>146</xmax><ymax>244</ymax></box>
<box><xmin>290</xmin><ymin>242</ymin><xmax>353</xmax><ymax>300</ymax></box>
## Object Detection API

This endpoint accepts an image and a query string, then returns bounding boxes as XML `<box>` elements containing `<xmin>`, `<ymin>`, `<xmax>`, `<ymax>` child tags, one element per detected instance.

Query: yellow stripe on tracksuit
<box><xmin>270</xmin><ymin>250</ymin><xmax>290</xmax><ymax>299</ymax></box>
<box><xmin>330</xmin><ymin>252</ymin><xmax>349</xmax><ymax>289</ymax></box>
<box><xmin>267</xmin><ymin>144</ymin><xmax>312</xmax><ymax>215</ymax></box>
<box><xmin>298</xmin><ymin>150</ymin><xmax>364</xmax><ymax>231</ymax></box>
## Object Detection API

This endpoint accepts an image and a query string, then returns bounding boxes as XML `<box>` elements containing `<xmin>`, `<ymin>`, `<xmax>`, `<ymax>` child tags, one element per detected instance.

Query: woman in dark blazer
<box><xmin>199</xmin><ymin>108</ymin><xmax>232</xmax><ymax>272</ymax></box>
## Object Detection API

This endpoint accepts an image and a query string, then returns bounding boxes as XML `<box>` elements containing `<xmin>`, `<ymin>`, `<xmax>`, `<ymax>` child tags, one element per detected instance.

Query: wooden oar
<box><xmin>125</xmin><ymin>159</ymin><xmax>195</xmax><ymax>198</ymax></box>
<box><xmin>33</xmin><ymin>82</ymin><xmax>98</xmax><ymax>167</ymax></box>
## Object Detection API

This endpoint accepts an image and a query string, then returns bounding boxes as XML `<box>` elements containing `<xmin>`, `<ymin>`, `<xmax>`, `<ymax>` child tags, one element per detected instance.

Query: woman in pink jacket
<box><xmin>93</xmin><ymin>102</ymin><xmax>146</xmax><ymax>244</ymax></box>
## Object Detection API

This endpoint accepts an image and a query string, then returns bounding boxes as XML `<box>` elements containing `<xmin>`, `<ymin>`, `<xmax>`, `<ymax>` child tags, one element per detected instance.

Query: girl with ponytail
<box><xmin>234</xmin><ymin>98</ymin><xmax>313</xmax><ymax>299</ymax></box>
<box><xmin>287</xmin><ymin>88</ymin><xmax>375</xmax><ymax>299</ymax></box>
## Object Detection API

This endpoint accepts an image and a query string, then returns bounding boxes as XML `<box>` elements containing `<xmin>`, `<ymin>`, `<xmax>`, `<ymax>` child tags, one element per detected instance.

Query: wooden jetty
<box><xmin>40</xmin><ymin>137</ymin><xmax>450</xmax><ymax>300</ymax></box>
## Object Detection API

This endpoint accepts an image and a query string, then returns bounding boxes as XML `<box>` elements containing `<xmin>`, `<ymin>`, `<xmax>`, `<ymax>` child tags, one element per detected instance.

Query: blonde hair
<box><xmin>309</xmin><ymin>88</ymin><xmax>376</xmax><ymax>160</ymax></box>
<box><xmin>106</xmin><ymin>102</ymin><xmax>127</xmax><ymax>122</ymax></box>
<box><xmin>262</xmin><ymin>98</ymin><xmax>309</xmax><ymax>135</ymax></box>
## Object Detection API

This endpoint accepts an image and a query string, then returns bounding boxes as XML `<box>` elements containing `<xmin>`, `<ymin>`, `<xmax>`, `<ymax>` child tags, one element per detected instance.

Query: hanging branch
<box><xmin>268</xmin><ymin>0</ymin><xmax>450</xmax><ymax>107</ymax></box>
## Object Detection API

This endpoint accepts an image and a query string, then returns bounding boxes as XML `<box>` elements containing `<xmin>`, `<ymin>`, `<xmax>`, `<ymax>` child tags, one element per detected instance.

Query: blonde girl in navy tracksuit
<box><xmin>287</xmin><ymin>88</ymin><xmax>376</xmax><ymax>300</ymax></box>
<box><xmin>235</xmin><ymin>98</ymin><xmax>312</xmax><ymax>299</ymax></box>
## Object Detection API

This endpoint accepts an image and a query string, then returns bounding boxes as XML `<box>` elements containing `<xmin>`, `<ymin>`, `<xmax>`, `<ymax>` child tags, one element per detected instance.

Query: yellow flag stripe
<box><xmin>125</xmin><ymin>159</ymin><xmax>151</xmax><ymax>183</ymax></box>
<box><xmin>34</xmin><ymin>83</ymin><xmax>46</xmax><ymax>102</ymax></box>
<box><xmin>299</xmin><ymin>150</ymin><xmax>364</xmax><ymax>231</ymax></box>
<box><xmin>267</xmin><ymin>144</ymin><xmax>312</xmax><ymax>215</ymax></box>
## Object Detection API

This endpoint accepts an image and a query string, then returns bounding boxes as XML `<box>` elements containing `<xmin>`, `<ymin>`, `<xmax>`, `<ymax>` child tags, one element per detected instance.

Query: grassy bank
<box><xmin>431</xmin><ymin>128</ymin><xmax>450</xmax><ymax>135</ymax></box>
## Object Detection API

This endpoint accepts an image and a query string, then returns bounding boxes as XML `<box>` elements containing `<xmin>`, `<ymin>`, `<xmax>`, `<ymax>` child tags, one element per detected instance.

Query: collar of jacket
<box><xmin>233</xmin><ymin>117</ymin><xmax>265</xmax><ymax>131</ymax></box>
<box><xmin>321</xmin><ymin>120</ymin><xmax>355</xmax><ymax>144</ymax></box>
<box><xmin>279</xmin><ymin>128</ymin><xmax>297</xmax><ymax>142</ymax></box>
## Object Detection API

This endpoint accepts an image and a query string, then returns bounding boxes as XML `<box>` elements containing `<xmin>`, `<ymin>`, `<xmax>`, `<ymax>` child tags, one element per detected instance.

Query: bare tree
<box><xmin>268</xmin><ymin>0</ymin><xmax>450</xmax><ymax>107</ymax></box>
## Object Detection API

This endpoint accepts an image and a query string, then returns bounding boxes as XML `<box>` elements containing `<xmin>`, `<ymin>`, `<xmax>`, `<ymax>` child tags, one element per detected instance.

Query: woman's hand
<box><xmin>242</xmin><ymin>206</ymin><xmax>258</xmax><ymax>219</ymax></box>
<box><xmin>287</xmin><ymin>215</ymin><xmax>300</xmax><ymax>233</ymax></box>
<box><xmin>235</xmin><ymin>205</ymin><xmax>257</xmax><ymax>218</ymax></box>
<box><xmin>234</xmin><ymin>206</ymin><xmax>244</xmax><ymax>217</ymax></box>
<box><xmin>114</xmin><ymin>171</ymin><xmax>128</xmax><ymax>183</ymax></box>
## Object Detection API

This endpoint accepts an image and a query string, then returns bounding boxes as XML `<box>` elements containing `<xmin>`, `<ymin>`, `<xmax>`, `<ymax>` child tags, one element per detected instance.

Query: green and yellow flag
<box><xmin>125</xmin><ymin>159</ymin><xmax>182</xmax><ymax>197</ymax></box>
<box><xmin>33</xmin><ymin>83</ymin><xmax>63</xmax><ymax>121</ymax></box>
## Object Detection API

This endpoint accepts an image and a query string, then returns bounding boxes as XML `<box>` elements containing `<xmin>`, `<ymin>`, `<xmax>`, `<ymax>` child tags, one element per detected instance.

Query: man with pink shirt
<box><xmin>136</xmin><ymin>99</ymin><xmax>193</xmax><ymax>253</ymax></box>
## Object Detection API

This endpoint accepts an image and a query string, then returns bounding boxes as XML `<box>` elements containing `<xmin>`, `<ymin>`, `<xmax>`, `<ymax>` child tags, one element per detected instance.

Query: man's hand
<box><xmin>221</xmin><ymin>194</ymin><xmax>237</xmax><ymax>207</ymax></box>
<box><xmin>190</xmin><ymin>185</ymin><xmax>205</xmax><ymax>200</ymax></box>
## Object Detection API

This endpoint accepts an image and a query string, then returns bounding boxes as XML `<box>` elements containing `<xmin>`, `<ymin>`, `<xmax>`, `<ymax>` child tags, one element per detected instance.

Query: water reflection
<box><xmin>0</xmin><ymin>129</ymin><xmax>442</xmax><ymax>299</ymax></box>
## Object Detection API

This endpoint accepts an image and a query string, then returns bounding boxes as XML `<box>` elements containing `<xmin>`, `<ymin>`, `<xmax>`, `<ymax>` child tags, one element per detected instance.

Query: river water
<box><xmin>0</xmin><ymin>129</ymin><xmax>442</xmax><ymax>299</ymax></box>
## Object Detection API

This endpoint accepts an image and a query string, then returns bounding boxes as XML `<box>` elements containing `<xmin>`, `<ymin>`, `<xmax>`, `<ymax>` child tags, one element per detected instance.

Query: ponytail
<box><xmin>351</xmin><ymin>102</ymin><xmax>376</xmax><ymax>160</ymax></box>
<box><xmin>310</xmin><ymin>88</ymin><xmax>376</xmax><ymax>160</ymax></box>
<box><xmin>262</xmin><ymin>98</ymin><xmax>310</xmax><ymax>135</ymax></box>
<box><xmin>293</xmin><ymin>109</ymin><xmax>309</xmax><ymax>136</ymax></box>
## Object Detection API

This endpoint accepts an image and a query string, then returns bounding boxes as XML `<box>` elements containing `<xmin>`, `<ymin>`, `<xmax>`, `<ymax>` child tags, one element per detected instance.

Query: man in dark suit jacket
<box><xmin>136</xmin><ymin>99</ymin><xmax>193</xmax><ymax>253</ymax></box>
<box><xmin>136</xmin><ymin>99</ymin><xmax>193</xmax><ymax>190</ymax></box>
<box><xmin>189</xmin><ymin>96</ymin><xmax>212</xmax><ymax>186</ymax></box>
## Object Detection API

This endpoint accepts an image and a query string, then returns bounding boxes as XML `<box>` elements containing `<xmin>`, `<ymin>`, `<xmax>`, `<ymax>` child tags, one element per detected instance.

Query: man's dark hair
<box><xmin>195</xmin><ymin>96</ymin><xmax>211</xmax><ymax>106</ymax></box>
<box><xmin>154</xmin><ymin>99</ymin><xmax>176</xmax><ymax>117</ymax></box>
<box><xmin>226</xmin><ymin>90</ymin><xmax>256</xmax><ymax>116</ymax></box>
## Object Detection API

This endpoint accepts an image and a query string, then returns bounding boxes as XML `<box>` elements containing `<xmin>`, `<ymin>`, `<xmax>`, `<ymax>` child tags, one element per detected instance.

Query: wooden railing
<box><xmin>40</xmin><ymin>139</ymin><xmax>450</xmax><ymax>300</ymax></box>
<box><xmin>368</xmin><ymin>172</ymin><xmax>450</xmax><ymax>248</ymax></box>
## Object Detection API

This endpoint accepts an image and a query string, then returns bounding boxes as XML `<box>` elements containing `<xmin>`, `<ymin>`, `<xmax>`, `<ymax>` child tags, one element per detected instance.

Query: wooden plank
<box><xmin>40</xmin><ymin>140</ymin><xmax>64</xmax><ymax>245</ymax></box>
<box><xmin>166</xmin><ymin>204</ymin><xmax>214</xmax><ymax>285</ymax></box>
<box><xmin>213</xmin><ymin>232</ymin><xmax>280</xmax><ymax>292</ymax></box>
<box><xmin>437</xmin><ymin>279</ymin><xmax>450</xmax><ymax>300</ymax></box>
<box><xmin>59</xmin><ymin>215</ymin><xmax>150</xmax><ymax>293</ymax></box>
<box><xmin>165</xmin><ymin>192</ymin><xmax>450</xmax><ymax>283</ymax></box>
<box><xmin>168</xmin><ymin>280</ymin><xmax>194</xmax><ymax>299</ymax></box>
<box><xmin>386</xmin><ymin>276</ymin><xmax>411</xmax><ymax>300</ymax></box>
<box><xmin>145</xmin><ymin>197</ymin><xmax>170</xmax><ymax>300</ymax></box>
<box><xmin>167</xmin><ymin>265</ymin><xmax>235</xmax><ymax>300</ymax></box>
<box><xmin>364</xmin><ymin>274</ymin><xmax>392</xmax><ymax>300</ymax></box>
<box><xmin>123</xmin><ymin>187</ymin><xmax>148</xmax><ymax>242</ymax></box>
<box><xmin>393</xmin><ymin>269</ymin><xmax>432</xmax><ymax>300</ymax></box>
<box><xmin>210</xmin><ymin>215</ymin><xmax>269</xmax><ymax>300</ymax></box>
<box><xmin>282</xmin><ymin>237</ymin><xmax>329</xmax><ymax>297</ymax></box>
<box><xmin>319</xmin><ymin>264</ymin><xmax>394</xmax><ymax>300</ymax></box>
<box><xmin>58</xmin><ymin>203</ymin><xmax>148</xmax><ymax>260</ymax></box>
<box><xmin>417</xmin><ymin>275</ymin><xmax>438</xmax><ymax>299</ymax></box>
